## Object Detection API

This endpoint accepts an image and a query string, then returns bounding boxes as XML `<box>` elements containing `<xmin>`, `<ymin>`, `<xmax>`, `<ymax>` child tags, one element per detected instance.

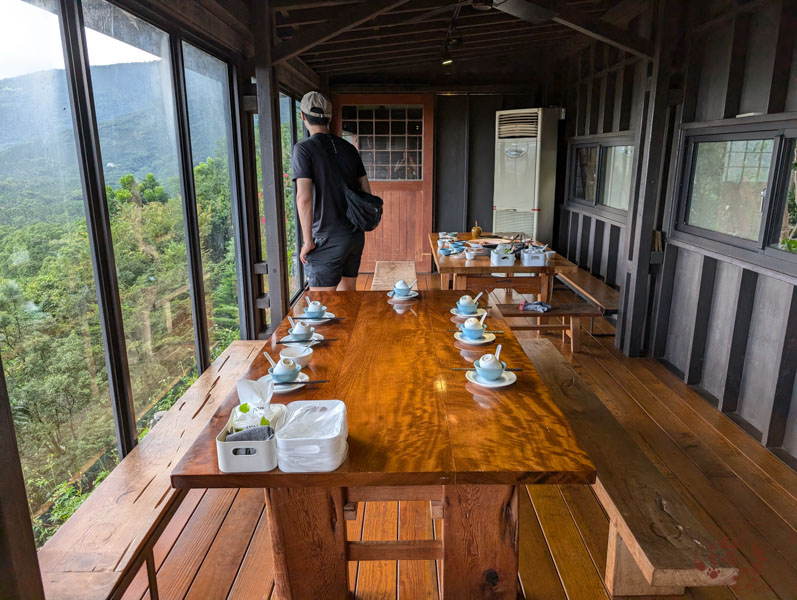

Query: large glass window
<box><xmin>686</xmin><ymin>139</ymin><xmax>773</xmax><ymax>241</ymax></box>
<box><xmin>573</xmin><ymin>146</ymin><xmax>598</xmax><ymax>203</ymax></box>
<box><xmin>0</xmin><ymin>0</ymin><xmax>118</xmax><ymax>546</ymax></box>
<box><xmin>182</xmin><ymin>42</ymin><xmax>239</xmax><ymax>357</ymax></box>
<box><xmin>774</xmin><ymin>143</ymin><xmax>797</xmax><ymax>253</ymax></box>
<box><xmin>599</xmin><ymin>145</ymin><xmax>634</xmax><ymax>211</ymax></box>
<box><xmin>341</xmin><ymin>104</ymin><xmax>422</xmax><ymax>181</ymax></box>
<box><xmin>83</xmin><ymin>0</ymin><xmax>196</xmax><ymax>421</ymax></box>
<box><xmin>280</xmin><ymin>93</ymin><xmax>300</xmax><ymax>298</ymax></box>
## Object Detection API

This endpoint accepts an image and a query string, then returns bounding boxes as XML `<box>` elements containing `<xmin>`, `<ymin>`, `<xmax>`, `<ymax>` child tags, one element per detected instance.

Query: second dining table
<box><xmin>429</xmin><ymin>232</ymin><xmax>578</xmax><ymax>301</ymax></box>
<box><xmin>171</xmin><ymin>290</ymin><xmax>595</xmax><ymax>599</ymax></box>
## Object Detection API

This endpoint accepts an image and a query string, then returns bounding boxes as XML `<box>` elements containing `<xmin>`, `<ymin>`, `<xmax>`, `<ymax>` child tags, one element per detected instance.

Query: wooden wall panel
<box><xmin>783</xmin><ymin>389</ymin><xmax>797</xmax><ymax>458</ymax></box>
<box><xmin>664</xmin><ymin>249</ymin><xmax>701</xmax><ymax>375</ymax></box>
<box><xmin>738</xmin><ymin>1</ymin><xmax>780</xmax><ymax>115</ymax></box>
<box><xmin>784</xmin><ymin>41</ymin><xmax>797</xmax><ymax>112</ymax></box>
<box><xmin>700</xmin><ymin>261</ymin><xmax>742</xmax><ymax>399</ymax></box>
<box><xmin>737</xmin><ymin>275</ymin><xmax>793</xmax><ymax>437</ymax></box>
<box><xmin>695</xmin><ymin>20</ymin><xmax>734</xmax><ymax>121</ymax></box>
<box><xmin>434</xmin><ymin>95</ymin><xmax>469</xmax><ymax>233</ymax></box>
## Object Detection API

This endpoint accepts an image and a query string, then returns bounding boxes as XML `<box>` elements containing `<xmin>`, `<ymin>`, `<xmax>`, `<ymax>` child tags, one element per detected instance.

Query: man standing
<box><xmin>292</xmin><ymin>91</ymin><xmax>372</xmax><ymax>291</ymax></box>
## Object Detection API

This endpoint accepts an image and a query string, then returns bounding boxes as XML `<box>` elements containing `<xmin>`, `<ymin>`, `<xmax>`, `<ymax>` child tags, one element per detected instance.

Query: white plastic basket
<box><xmin>276</xmin><ymin>400</ymin><xmax>348</xmax><ymax>473</ymax></box>
<box><xmin>216</xmin><ymin>415</ymin><xmax>278</xmax><ymax>473</ymax></box>
<box><xmin>521</xmin><ymin>250</ymin><xmax>546</xmax><ymax>267</ymax></box>
<box><xmin>490</xmin><ymin>250</ymin><xmax>517</xmax><ymax>266</ymax></box>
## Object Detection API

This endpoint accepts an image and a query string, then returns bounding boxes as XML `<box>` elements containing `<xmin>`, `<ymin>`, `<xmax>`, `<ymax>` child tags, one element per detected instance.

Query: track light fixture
<box><xmin>441</xmin><ymin>50</ymin><xmax>453</xmax><ymax>65</ymax></box>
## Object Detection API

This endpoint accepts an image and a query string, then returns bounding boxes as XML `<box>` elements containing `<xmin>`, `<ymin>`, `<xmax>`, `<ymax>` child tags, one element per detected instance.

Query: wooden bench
<box><xmin>521</xmin><ymin>338</ymin><xmax>737</xmax><ymax>596</ymax></box>
<box><xmin>496</xmin><ymin>303</ymin><xmax>601</xmax><ymax>352</ymax></box>
<box><xmin>557</xmin><ymin>269</ymin><xmax>620</xmax><ymax>335</ymax></box>
<box><xmin>37</xmin><ymin>341</ymin><xmax>262</xmax><ymax>600</ymax></box>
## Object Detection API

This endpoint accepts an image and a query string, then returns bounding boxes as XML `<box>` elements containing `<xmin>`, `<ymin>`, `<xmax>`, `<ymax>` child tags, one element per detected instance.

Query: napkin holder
<box><xmin>216</xmin><ymin>415</ymin><xmax>278</xmax><ymax>473</ymax></box>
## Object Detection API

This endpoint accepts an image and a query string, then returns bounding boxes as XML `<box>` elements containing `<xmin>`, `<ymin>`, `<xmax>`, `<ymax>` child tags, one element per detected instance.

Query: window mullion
<box><xmin>58</xmin><ymin>0</ymin><xmax>137</xmax><ymax>455</ymax></box>
<box><xmin>169</xmin><ymin>36</ymin><xmax>211</xmax><ymax>373</ymax></box>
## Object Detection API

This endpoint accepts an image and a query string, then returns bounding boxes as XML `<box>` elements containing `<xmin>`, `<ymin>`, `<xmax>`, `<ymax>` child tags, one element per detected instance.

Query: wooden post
<box><xmin>254</xmin><ymin>0</ymin><xmax>289</xmax><ymax>326</ymax></box>
<box><xmin>265</xmin><ymin>487</ymin><xmax>349</xmax><ymax>599</ymax></box>
<box><xmin>617</xmin><ymin>0</ymin><xmax>679</xmax><ymax>357</ymax></box>
<box><xmin>442</xmin><ymin>485</ymin><xmax>518</xmax><ymax>598</ymax></box>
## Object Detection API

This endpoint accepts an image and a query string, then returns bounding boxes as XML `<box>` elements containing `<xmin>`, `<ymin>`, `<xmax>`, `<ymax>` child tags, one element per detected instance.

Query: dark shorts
<box><xmin>306</xmin><ymin>231</ymin><xmax>365</xmax><ymax>287</ymax></box>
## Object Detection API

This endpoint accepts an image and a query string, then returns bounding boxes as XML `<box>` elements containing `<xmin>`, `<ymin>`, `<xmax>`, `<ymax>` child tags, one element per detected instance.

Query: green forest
<box><xmin>0</xmin><ymin>148</ymin><xmax>239</xmax><ymax>546</ymax></box>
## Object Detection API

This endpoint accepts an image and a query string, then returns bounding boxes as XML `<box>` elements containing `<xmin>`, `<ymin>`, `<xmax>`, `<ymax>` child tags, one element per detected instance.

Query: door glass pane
<box><xmin>295</xmin><ymin>102</ymin><xmax>307</xmax><ymax>286</ymax></box>
<box><xmin>599</xmin><ymin>145</ymin><xmax>634</xmax><ymax>211</ymax></box>
<box><xmin>687</xmin><ymin>139</ymin><xmax>772</xmax><ymax>241</ymax></box>
<box><xmin>254</xmin><ymin>114</ymin><xmax>270</xmax><ymax>327</ymax></box>
<box><xmin>280</xmin><ymin>93</ymin><xmax>300</xmax><ymax>298</ymax></box>
<box><xmin>774</xmin><ymin>142</ymin><xmax>797</xmax><ymax>253</ymax></box>
<box><xmin>182</xmin><ymin>42</ymin><xmax>239</xmax><ymax>358</ymax></box>
<box><xmin>341</xmin><ymin>104</ymin><xmax>422</xmax><ymax>181</ymax></box>
<box><xmin>83</xmin><ymin>0</ymin><xmax>196</xmax><ymax>420</ymax></box>
<box><xmin>0</xmin><ymin>0</ymin><xmax>118</xmax><ymax>546</ymax></box>
<box><xmin>573</xmin><ymin>146</ymin><xmax>598</xmax><ymax>202</ymax></box>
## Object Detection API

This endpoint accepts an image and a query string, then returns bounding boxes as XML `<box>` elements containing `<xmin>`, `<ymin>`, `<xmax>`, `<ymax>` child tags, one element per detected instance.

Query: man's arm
<box><xmin>296</xmin><ymin>177</ymin><xmax>315</xmax><ymax>264</ymax></box>
<box><xmin>358</xmin><ymin>175</ymin><xmax>371</xmax><ymax>194</ymax></box>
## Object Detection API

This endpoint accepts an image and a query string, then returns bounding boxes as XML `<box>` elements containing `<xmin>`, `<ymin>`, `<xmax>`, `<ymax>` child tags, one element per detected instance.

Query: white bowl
<box><xmin>279</xmin><ymin>345</ymin><xmax>313</xmax><ymax>367</ymax></box>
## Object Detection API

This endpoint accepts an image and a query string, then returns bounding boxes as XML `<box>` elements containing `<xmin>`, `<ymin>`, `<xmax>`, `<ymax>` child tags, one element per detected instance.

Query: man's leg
<box><xmin>336</xmin><ymin>276</ymin><xmax>357</xmax><ymax>291</ymax></box>
<box><xmin>310</xmin><ymin>285</ymin><xmax>337</xmax><ymax>292</ymax></box>
<box><xmin>339</xmin><ymin>232</ymin><xmax>365</xmax><ymax>292</ymax></box>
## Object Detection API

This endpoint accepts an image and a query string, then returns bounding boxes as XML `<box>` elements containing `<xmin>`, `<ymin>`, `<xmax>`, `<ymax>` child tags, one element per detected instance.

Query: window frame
<box><xmin>566</xmin><ymin>131</ymin><xmax>635</xmax><ymax>222</ymax></box>
<box><xmin>669</xmin><ymin>119</ymin><xmax>797</xmax><ymax>278</ymax></box>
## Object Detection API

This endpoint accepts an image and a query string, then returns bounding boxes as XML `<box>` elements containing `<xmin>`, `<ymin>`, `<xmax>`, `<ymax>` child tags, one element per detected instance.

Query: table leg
<box><xmin>440</xmin><ymin>273</ymin><xmax>451</xmax><ymax>290</ymax></box>
<box><xmin>265</xmin><ymin>487</ymin><xmax>349</xmax><ymax>599</ymax></box>
<box><xmin>442</xmin><ymin>485</ymin><xmax>518</xmax><ymax>598</ymax></box>
<box><xmin>570</xmin><ymin>317</ymin><xmax>581</xmax><ymax>352</ymax></box>
<box><xmin>453</xmin><ymin>274</ymin><xmax>467</xmax><ymax>290</ymax></box>
<box><xmin>541</xmin><ymin>273</ymin><xmax>552</xmax><ymax>303</ymax></box>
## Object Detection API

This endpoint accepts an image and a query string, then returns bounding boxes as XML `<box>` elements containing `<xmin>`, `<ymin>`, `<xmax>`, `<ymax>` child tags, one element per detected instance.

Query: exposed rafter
<box><xmin>271</xmin><ymin>0</ymin><xmax>412</xmax><ymax>64</ymax></box>
<box><xmin>495</xmin><ymin>0</ymin><xmax>654</xmax><ymax>60</ymax></box>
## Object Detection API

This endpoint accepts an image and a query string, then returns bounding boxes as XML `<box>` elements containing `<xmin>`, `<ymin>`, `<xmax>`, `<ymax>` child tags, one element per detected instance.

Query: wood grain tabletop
<box><xmin>171</xmin><ymin>291</ymin><xmax>595</xmax><ymax>489</ymax></box>
<box><xmin>428</xmin><ymin>232</ymin><xmax>578</xmax><ymax>274</ymax></box>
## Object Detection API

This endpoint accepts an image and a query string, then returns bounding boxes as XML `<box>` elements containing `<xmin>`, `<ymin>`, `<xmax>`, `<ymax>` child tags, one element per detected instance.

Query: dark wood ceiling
<box><xmin>269</xmin><ymin>0</ymin><xmax>647</xmax><ymax>88</ymax></box>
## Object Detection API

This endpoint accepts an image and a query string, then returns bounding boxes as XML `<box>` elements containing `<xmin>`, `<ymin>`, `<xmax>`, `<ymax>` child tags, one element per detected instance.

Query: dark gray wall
<box><xmin>434</xmin><ymin>93</ymin><xmax>536</xmax><ymax>234</ymax></box>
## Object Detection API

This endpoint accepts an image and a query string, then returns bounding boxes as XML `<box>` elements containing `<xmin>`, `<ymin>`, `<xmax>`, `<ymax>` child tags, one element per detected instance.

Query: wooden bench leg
<box><xmin>453</xmin><ymin>274</ymin><xmax>467</xmax><ymax>290</ymax></box>
<box><xmin>606</xmin><ymin>522</ymin><xmax>684</xmax><ymax>597</ymax></box>
<box><xmin>442</xmin><ymin>485</ymin><xmax>518</xmax><ymax>598</ymax></box>
<box><xmin>266</xmin><ymin>487</ymin><xmax>349</xmax><ymax>599</ymax></box>
<box><xmin>570</xmin><ymin>317</ymin><xmax>581</xmax><ymax>353</ymax></box>
<box><xmin>440</xmin><ymin>273</ymin><xmax>450</xmax><ymax>290</ymax></box>
<box><xmin>146</xmin><ymin>550</ymin><xmax>159</xmax><ymax>600</ymax></box>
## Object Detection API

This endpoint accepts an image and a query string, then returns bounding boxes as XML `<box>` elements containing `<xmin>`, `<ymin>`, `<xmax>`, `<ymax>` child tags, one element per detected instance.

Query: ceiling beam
<box><xmin>271</xmin><ymin>0</ymin><xmax>412</xmax><ymax>64</ymax></box>
<box><xmin>494</xmin><ymin>0</ymin><xmax>654</xmax><ymax>60</ymax></box>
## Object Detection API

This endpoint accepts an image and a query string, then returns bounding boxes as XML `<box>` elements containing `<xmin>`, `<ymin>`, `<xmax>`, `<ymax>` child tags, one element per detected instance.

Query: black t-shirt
<box><xmin>292</xmin><ymin>133</ymin><xmax>367</xmax><ymax>240</ymax></box>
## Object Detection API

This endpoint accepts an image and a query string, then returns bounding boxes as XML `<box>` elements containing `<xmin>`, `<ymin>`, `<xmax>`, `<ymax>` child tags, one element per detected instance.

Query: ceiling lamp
<box><xmin>441</xmin><ymin>50</ymin><xmax>453</xmax><ymax>65</ymax></box>
<box><xmin>472</xmin><ymin>0</ymin><xmax>493</xmax><ymax>10</ymax></box>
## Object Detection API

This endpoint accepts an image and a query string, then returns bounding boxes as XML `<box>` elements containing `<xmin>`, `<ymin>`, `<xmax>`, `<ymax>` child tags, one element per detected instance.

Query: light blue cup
<box><xmin>474</xmin><ymin>359</ymin><xmax>506</xmax><ymax>381</ymax></box>
<box><xmin>288</xmin><ymin>326</ymin><xmax>314</xmax><ymax>341</ymax></box>
<box><xmin>450</xmin><ymin>242</ymin><xmax>466</xmax><ymax>249</ymax></box>
<box><xmin>439</xmin><ymin>248</ymin><xmax>452</xmax><ymax>256</ymax></box>
<box><xmin>302</xmin><ymin>304</ymin><xmax>326</xmax><ymax>319</ymax></box>
<box><xmin>459</xmin><ymin>323</ymin><xmax>486</xmax><ymax>340</ymax></box>
<box><xmin>393</xmin><ymin>285</ymin><xmax>412</xmax><ymax>297</ymax></box>
<box><xmin>456</xmin><ymin>301</ymin><xmax>478</xmax><ymax>315</ymax></box>
<box><xmin>268</xmin><ymin>363</ymin><xmax>302</xmax><ymax>383</ymax></box>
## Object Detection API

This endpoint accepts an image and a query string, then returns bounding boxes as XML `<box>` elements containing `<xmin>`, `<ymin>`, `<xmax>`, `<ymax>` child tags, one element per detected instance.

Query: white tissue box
<box><xmin>276</xmin><ymin>400</ymin><xmax>348</xmax><ymax>473</ymax></box>
<box><xmin>216</xmin><ymin>415</ymin><xmax>278</xmax><ymax>473</ymax></box>
<box><xmin>491</xmin><ymin>251</ymin><xmax>517</xmax><ymax>266</ymax></box>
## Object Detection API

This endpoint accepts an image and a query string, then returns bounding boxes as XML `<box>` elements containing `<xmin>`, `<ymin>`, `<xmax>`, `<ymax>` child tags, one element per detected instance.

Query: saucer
<box><xmin>450</xmin><ymin>307</ymin><xmax>486</xmax><ymax>319</ymax></box>
<box><xmin>387</xmin><ymin>290</ymin><xmax>419</xmax><ymax>299</ymax></box>
<box><xmin>279</xmin><ymin>332</ymin><xmax>324</xmax><ymax>345</ymax></box>
<box><xmin>453</xmin><ymin>332</ymin><xmax>496</xmax><ymax>346</ymax></box>
<box><xmin>296</xmin><ymin>311</ymin><xmax>335</xmax><ymax>324</ymax></box>
<box><xmin>259</xmin><ymin>371</ymin><xmax>310</xmax><ymax>393</ymax></box>
<box><xmin>465</xmin><ymin>370</ymin><xmax>517</xmax><ymax>388</ymax></box>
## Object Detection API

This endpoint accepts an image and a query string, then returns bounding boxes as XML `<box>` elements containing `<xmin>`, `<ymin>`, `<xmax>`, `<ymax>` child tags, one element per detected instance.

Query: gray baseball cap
<box><xmin>300</xmin><ymin>91</ymin><xmax>332</xmax><ymax>119</ymax></box>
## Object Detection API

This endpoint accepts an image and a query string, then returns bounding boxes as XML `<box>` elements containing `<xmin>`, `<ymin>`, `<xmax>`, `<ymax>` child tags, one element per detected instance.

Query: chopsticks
<box><xmin>279</xmin><ymin>338</ymin><xmax>339</xmax><ymax>345</ymax></box>
<box><xmin>451</xmin><ymin>368</ymin><xmax>523</xmax><ymax>372</ymax></box>
<box><xmin>447</xmin><ymin>329</ymin><xmax>504</xmax><ymax>333</ymax></box>
<box><xmin>274</xmin><ymin>379</ymin><xmax>330</xmax><ymax>386</ymax></box>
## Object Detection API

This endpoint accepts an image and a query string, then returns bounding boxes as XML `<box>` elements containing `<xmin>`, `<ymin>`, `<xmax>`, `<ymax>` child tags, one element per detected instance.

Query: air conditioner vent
<box><xmin>497</xmin><ymin>110</ymin><xmax>538</xmax><ymax>139</ymax></box>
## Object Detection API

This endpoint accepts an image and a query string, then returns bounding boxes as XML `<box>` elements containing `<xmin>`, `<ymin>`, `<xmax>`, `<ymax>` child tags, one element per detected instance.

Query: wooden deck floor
<box><xmin>121</xmin><ymin>274</ymin><xmax>797</xmax><ymax>600</ymax></box>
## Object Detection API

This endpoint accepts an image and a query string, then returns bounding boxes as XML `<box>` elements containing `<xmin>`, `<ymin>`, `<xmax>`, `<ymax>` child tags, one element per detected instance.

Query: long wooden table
<box><xmin>172</xmin><ymin>291</ymin><xmax>595</xmax><ymax>599</ymax></box>
<box><xmin>429</xmin><ymin>233</ymin><xmax>578</xmax><ymax>300</ymax></box>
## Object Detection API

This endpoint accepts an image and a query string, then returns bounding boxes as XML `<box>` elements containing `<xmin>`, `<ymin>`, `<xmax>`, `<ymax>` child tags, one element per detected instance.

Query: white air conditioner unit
<box><xmin>493</xmin><ymin>108</ymin><xmax>559</xmax><ymax>244</ymax></box>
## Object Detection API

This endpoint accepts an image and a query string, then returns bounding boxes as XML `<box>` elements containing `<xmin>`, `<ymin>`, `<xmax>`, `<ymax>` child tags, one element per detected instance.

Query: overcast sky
<box><xmin>0</xmin><ymin>0</ymin><xmax>157</xmax><ymax>80</ymax></box>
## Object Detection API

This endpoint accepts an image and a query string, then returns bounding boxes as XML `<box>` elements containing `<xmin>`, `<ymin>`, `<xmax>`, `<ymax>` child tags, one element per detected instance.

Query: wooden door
<box><xmin>332</xmin><ymin>93</ymin><xmax>434</xmax><ymax>273</ymax></box>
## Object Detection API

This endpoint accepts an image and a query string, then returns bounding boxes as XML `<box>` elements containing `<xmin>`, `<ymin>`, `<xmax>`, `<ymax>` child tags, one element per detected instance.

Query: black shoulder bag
<box><xmin>317</xmin><ymin>134</ymin><xmax>383</xmax><ymax>232</ymax></box>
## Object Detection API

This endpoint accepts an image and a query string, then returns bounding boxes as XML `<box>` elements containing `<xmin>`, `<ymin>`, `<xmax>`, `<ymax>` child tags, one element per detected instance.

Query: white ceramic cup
<box><xmin>279</xmin><ymin>345</ymin><xmax>313</xmax><ymax>367</ymax></box>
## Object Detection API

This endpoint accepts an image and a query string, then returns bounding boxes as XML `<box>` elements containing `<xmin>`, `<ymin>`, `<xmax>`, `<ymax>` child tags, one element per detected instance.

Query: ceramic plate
<box><xmin>295</xmin><ymin>311</ymin><xmax>335</xmax><ymax>324</ymax></box>
<box><xmin>279</xmin><ymin>332</ymin><xmax>324</xmax><ymax>345</ymax></box>
<box><xmin>465</xmin><ymin>370</ymin><xmax>517</xmax><ymax>388</ymax></box>
<box><xmin>259</xmin><ymin>371</ymin><xmax>309</xmax><ymax>393</ymax></box>
<box><xmin>387</xmin><ymin>290</ymin><xmax>419</xmax><ymax>299</ymax></box>
<box><xmin>449</xmin><ymin>307</ymin><xmax>486</xmax><ymax>319</ymax></box>
<box><xmin>454</xmin><ymin>331</ymin><xmax>496</xmax><ymax>346</ymax></box>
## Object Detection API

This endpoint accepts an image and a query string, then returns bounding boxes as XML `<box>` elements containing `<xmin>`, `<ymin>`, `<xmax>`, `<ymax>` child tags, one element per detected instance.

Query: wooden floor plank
<box><xmin>227</xmin><ymin>501</ymin><xmax>275</xmax><ymax>600</ymax></box>
<box><xmin>397</xmin><ymin>501</ymin><xmax>438</xmax><ymax>599</ymax></box>
<box><xmin>518</xmin><ymin>485</ymin><xmax>567</xmax><ymax>600</ymax></box>
<box><xmin>185</xmin><ymin>489</ymin><xmax>264</xmax><ymax>600</ymax></box>
<box><xmin>527</xmin><ymin>485</ymin><xmax>611</xmax><ymax>600</ymax></box>
<box><xmin>153</xmin><ymin>488</ymin><xmax>238</xmax><ymax>600</ymax></box>
<box><xmin>356</xmin><ymin>501</ymin><xmax>399</xmax><ymax>600</ymax></box>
